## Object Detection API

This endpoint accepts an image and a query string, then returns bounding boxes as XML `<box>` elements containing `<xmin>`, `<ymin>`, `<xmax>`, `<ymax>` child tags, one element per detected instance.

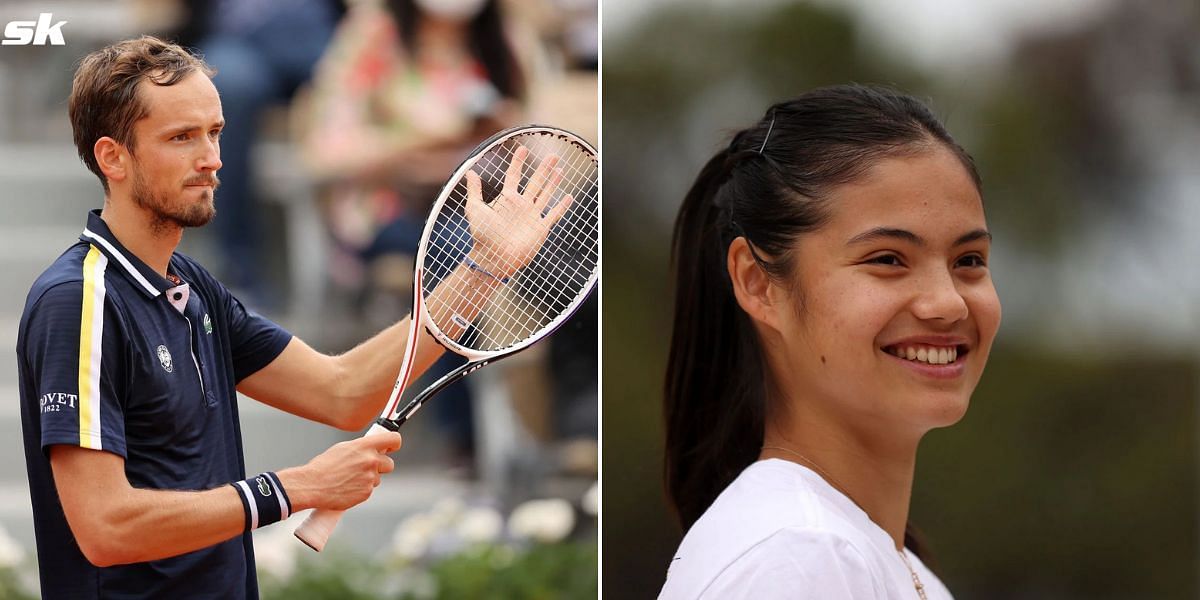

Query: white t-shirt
<box><xmin>658</xmin><ymin>459</ymin><xmax>953</xmax><ymax>600</ymax></box>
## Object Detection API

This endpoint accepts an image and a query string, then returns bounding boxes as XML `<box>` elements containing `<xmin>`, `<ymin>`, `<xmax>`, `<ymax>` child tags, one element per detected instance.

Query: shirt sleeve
<box><xmin>697</xmin><ymin>529</ymin><xmax>883</xmax><ymax>600</ymax></box>
<box><xmin>217</xmin><ymin>284</ymin><xmax>293</xmax><ymax>382</ymax></box>
<box><xmin>23</xmin><ymin>281</ymin><xmax>128</xmax><ymax>458</ymax></box>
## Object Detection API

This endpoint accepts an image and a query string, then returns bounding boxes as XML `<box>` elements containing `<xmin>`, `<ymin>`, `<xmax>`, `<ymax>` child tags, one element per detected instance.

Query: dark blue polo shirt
<box><xmin>17</xmin><ymin>210</ymin><xmax>293</xmax><ymax>599</ymax></box>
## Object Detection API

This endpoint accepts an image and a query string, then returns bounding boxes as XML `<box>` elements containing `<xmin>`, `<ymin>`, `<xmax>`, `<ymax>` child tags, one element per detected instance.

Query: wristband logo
<box><xmin>2</xmin><ymin>14</ymin><xmax>67</xmax><ymax>46</ymax></box>
<box><xmin>256</xmin><ymin>475</ymin><xmax>272</xmax><ymax>497</ymax></box>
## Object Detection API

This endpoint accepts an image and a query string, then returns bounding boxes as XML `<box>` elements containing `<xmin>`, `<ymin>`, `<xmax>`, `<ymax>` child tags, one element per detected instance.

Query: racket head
<box><xmin>415</xmin><ymin>125</ymin><xmax>599</xmax><ymax>361</ymax></box>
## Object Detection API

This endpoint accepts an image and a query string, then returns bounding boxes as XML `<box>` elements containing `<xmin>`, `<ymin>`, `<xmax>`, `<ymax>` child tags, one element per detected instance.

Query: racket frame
<box><xmin>377</xmin><ymin>124</ymin><xmax>599</xmax><ymax>425</ymax></box>
<box><xmin>294</xmin><ymin>124</ymin><xmax>598</xmax><ymax>551</ymax></box>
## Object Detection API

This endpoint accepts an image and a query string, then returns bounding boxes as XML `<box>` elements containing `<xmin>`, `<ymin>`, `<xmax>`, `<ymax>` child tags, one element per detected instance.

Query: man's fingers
<box><xmin>465</xmin><ymin>170</ymin><xmax>483</xmax><ymax>209</ymax></box>
<box><xmin>524</xmin><ymin>154</ymin><xmax>560</xmax><ymax>202</ymax></box>
<box><xmin>545</xmin><ymin>194</ymin><xmax>574</xmax><ymax>228</ymax></box>
<box><xmin>502</xmin><ymin>145</ymin><xmax>529</xmax><ymax>196</ymax></box>
<box><xmin>378</xmin><ymin>455</ymin><xmax>395</xmax><ymax>474</ymax></box>
<box><xmin>363</xmin><ymin>431</ymin><xmax>403</xmax><ymax>453</ymax></box>
<box><xmin>534</xmin><ymin>166</ymin><xmax>565</xmax><ymax>207</ymax></box>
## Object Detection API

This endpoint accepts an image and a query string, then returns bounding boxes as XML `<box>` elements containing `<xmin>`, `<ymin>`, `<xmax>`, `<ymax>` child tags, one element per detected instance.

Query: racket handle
<box><xmin>294</xmin><ymin>422</ymin><xmax>395</xmax><ymax>551</ymax></box>
<box><xmin>294</xmin><ymin>508</ymin><xmax>344</xmax><ymax>552</ymax></box>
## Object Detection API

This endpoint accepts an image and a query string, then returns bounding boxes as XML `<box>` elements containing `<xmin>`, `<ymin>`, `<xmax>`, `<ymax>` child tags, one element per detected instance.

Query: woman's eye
<box><xmin>957</xmin><ymin>254</ymin><xmax>987</xmax><ymax>268</ymax></box>
<box><xmin>865</xmin><ymin>254</ymin><xmax>903</xmax><ymax>266</ymax></box>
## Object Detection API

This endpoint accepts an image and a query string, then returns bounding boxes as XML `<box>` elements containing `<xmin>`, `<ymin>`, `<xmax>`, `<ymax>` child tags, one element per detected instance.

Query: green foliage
<box><xmin>260</xmin><ymin>552</ymin><xmax>386</xmax><ymax>600</ymax></box>
<box><xmin>413</xmin><ymin>543</ymin><xmax>597</xmax><ymax>600</ymax></box>
<box><xmin>258</xmin><ymin>543</ymin><xmax>597</xmax><ymax>600</ymax></box>
<box><xmin>0</xmin><ymin>567</ymin><xmax>36</xmax><ymax>600</ymax></box>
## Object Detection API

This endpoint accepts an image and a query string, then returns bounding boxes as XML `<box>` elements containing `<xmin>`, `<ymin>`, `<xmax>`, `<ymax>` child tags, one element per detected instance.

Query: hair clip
<box><xmin>758</xmin><ymin>111</ymin><xmax>776</xmax><ymax>154</ymax></box>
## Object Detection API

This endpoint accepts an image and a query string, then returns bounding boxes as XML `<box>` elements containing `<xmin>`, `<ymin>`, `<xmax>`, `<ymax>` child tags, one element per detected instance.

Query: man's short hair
<box><xmin>68</xmin><ymin>36</ymin><xmax>214</xmax><ymax>192</ymax></box>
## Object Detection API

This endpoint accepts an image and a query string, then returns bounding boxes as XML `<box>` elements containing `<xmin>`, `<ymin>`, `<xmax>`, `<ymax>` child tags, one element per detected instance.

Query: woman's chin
<box><xmin>915</xmin><ymin>392</ymin><xmax>972</xmax><ymax>430</ymax></box>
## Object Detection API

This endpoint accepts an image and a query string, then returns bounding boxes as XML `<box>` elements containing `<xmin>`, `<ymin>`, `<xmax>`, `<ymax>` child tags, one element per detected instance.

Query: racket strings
<box><xmin>461</xmin><ymin>147</ymin><xmax>596</xmax><ymax>347</ymax></box>
<box><xmin>422</xmin><ymin>131</ymin><xmax>598</xmax><ymax>352</ymax></box>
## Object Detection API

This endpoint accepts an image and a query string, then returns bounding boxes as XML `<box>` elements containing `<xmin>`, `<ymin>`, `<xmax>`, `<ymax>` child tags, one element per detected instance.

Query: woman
<box><xmin>298</xmin><ymin>0</ymin><xmax>532</xmax><ymax>282</ymax></box>
<box><xmin>659</xmin><ymin>85</ymin><xmax>1000</xmax><ymax>599</ymax></box>
<box><xmin>302</xmin><ymin>0</ymin><xmax>528</xmax><ymax>187</ymax></box>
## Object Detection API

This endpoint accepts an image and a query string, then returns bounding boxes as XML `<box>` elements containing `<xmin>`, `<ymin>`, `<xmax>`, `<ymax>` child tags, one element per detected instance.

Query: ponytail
<box><xmin>663</xmin><ymin>148</ymin><xmax>768</xmax><ymax>530</ymax></box>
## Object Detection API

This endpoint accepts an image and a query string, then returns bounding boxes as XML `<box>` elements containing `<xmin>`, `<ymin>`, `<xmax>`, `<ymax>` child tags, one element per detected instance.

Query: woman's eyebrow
<box><xmin>846</xmin><ymin>227</ymin><xmax>923</xmax><ymax>246</ymax></box>
<box><xmin>846</xmin><ymin>227</ymin><xmax>992</xmax><ymax>247</ymax></box>
<box><xmin>953</xmin><ymin>228</ymin><xmax>992</xmax><ymax>246</ymax></box>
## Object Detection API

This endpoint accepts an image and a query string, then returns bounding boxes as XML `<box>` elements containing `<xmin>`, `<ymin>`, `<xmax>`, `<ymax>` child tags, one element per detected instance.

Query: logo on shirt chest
<box><xmin>156</xmin><ymin>345</ymin><xmax>174</xmax><ymax>373</ymax></box>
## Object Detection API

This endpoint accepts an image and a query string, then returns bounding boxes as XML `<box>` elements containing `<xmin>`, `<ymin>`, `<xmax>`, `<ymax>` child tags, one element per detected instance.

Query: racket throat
<box><xmin>378</xmin><ymin>358</ymin><xmax>492</xmax><ymax>430</ymax></box>
<box><xmin>373</xmin><ymin>417</ymin><xmax>403</xmax><ymax>432</ymax></box>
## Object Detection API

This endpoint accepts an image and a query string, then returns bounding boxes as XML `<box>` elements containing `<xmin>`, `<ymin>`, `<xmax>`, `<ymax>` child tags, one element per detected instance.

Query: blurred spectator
<box><xmin>173</xmin><ymin>0</ymin><xmax>345</xmax><ymax>308</ymax></box>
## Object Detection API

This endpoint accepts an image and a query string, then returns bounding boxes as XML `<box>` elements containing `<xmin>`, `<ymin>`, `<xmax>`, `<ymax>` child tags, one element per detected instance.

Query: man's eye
<box><xmin>171</xmin><ymin>133</ymin><xmax>190</xmax><ymax>142</ymax></box>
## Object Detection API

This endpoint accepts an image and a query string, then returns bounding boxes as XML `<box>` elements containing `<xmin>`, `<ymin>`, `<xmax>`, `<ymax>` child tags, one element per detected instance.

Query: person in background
<box><xmin>174</xmin><ymin>0</ymin><xmax>345</xmax><ymax>308</ymax></box>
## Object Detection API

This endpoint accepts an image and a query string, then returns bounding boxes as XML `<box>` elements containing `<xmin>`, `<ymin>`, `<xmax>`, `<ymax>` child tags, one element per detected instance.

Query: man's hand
<box><xmin>465</xmin><ymin>145</ymin><xmax>575</xmax><ymax>279</ymax></box>
<box><xmin>278</xmin><ymin>432</ymin><xmax>402</xmax><ymax>512</ymax></box>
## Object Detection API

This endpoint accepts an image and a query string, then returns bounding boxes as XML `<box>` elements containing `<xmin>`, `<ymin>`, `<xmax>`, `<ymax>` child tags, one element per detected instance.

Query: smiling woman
<box><xmin>659</xmin><ymin>85</ymin><xmax>1000</xmax><ymax>599</ymax></box>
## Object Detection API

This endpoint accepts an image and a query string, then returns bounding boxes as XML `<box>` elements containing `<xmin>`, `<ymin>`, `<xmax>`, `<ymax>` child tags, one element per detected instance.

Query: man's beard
<box><xmin>132</xmin><ymin>169</ymin><xmax>219</xmax><ymax>232</ymax></box>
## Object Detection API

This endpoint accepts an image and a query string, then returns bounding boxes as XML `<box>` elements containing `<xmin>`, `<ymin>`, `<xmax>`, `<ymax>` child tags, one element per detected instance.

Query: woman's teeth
<box><xmin>888</xmin><ymin>345</ymin><xmax>958</xmax><ymax>365</ymax></box>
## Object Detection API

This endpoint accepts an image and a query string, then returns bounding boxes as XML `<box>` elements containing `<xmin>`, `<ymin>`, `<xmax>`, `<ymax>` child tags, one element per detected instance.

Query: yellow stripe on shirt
<box><xmin>78</xmin><ymin>246</ymin><xmax>106</xmax><ymax>449</ymax></box>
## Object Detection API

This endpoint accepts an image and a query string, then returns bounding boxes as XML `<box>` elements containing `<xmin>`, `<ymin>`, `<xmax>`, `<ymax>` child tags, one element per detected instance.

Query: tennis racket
<box><xmin>294</xmin><ymin>125</ymin><xmax>599</xmax><ymax>551</ymax></box>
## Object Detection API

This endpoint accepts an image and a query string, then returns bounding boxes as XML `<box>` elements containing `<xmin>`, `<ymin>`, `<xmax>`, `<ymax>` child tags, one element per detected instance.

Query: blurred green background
<box><xmin>602</xmin><ymin>0</ymin><xmax>1200</xmax><ymax>597</ymax></box>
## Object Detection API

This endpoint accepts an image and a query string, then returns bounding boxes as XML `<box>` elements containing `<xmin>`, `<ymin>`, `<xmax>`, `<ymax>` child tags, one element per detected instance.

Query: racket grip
<box><xmin>295</xmin><ymin>508</ymin><xmax>343</xmax><ymax>552</ymax></box>
<box><xmin>294</xmin><ymin>422</ymin><xmax>396</xmax><ymax>551</ymax></box>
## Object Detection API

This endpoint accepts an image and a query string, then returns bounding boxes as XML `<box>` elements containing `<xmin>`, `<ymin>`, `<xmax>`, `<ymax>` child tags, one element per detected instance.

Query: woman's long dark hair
<box><xmin>388</xmin><ymin>0</ymin><xmax>526</xmax><ymax>100</ymax></box>
<box><xmin>664</xmin><ymin>84</ymin><xmax>981</xmax><ymax>559</ymax></box>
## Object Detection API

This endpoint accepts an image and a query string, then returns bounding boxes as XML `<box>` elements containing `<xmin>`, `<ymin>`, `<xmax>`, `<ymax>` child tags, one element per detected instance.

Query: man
<box><xmin>16</xmin><ymin>36</ymin><xmax>553</xmax><ymax>598</ymax></box>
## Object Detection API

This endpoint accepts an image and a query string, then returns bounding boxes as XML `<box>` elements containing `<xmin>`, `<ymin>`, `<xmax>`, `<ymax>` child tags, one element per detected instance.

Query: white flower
<box><xmin>0</xmin><ymin>524</ymin><xmax>23</xmax><ymax>567</ymax></box>
<box><xmin>427</xmin><ymin>497</ymin><xmax>465</xmax><ymax>529</ymax></box>
<box><xmin>252</xmin><ymin>522</ymin><xmax>298</xmax><ymax>580</ymax></box>
<box><xmin>581</xmin><ymin>481</ymin><xmax>598</xmax><ymax>517</ymax></box>
<box><xmin>508</xmin><ymin>498</ymin><xmax>575</xmax><ymax>544</ymax></box>
<box><xmin>455</xmin><ymin>506</ymin><xmax>503</xmax><ymax>545</ymax></box>
<box><xmin>391</xmin><ymin>512</ymin><xmax>439</xmax><ymax>561</ymax></box>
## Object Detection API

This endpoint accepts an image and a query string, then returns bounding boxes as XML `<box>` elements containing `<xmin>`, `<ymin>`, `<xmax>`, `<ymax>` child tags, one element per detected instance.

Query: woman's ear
<box><xmin>94</xmin><ymin>136</ymin><xmax>128</xmax><ymax>184</ymax></box>
<box><xmin>728</xmin><ymin>237</ymin><xmax>785</xmax><ymax>332</ymax></box>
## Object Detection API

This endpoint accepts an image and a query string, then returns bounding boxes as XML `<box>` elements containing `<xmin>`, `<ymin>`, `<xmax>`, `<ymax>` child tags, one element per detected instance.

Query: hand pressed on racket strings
<box><xmin>294</xmin><ymin>125</ymin><xmax>598</xmax><ymax>552</ymax></box>
<box><xmin>463</xmin><ymin>145</ymin><xmax>574</xmax><ymax>281</ymax></box>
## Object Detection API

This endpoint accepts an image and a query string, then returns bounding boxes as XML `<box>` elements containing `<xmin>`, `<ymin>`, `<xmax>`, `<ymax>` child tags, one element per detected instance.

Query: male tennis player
<box><xmin>16</xmin><ymin>35</ymin><xmax>515</xmax><ymax>599</ymax></box>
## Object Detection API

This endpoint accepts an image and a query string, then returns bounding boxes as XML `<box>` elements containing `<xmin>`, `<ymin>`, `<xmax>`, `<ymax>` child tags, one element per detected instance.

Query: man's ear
<box><xmin>94</xmin><ymin>136</ymin><xmax>128</xmax><ymax>184</ymax></box>
<box><xmin>727</xmin><ymin>237</ymin><xmax>787</xmax><ymax>333</ymax></box>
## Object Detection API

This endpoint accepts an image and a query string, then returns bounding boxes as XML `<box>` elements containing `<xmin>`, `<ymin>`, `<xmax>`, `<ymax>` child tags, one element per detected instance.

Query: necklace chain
<box><xmin>898</xmin><ymin>549</ymin><xmax>929</xmax><ymax>600</ymax></box>
<box><xmin>760</xmin><ymin>445</ymin><xmax>861</xmax><ymax>509</ymax></box>
<box><xmin>760</xmin><ymin>445</ymin><xmax>929</xmax><ymax>600</ymax></box>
